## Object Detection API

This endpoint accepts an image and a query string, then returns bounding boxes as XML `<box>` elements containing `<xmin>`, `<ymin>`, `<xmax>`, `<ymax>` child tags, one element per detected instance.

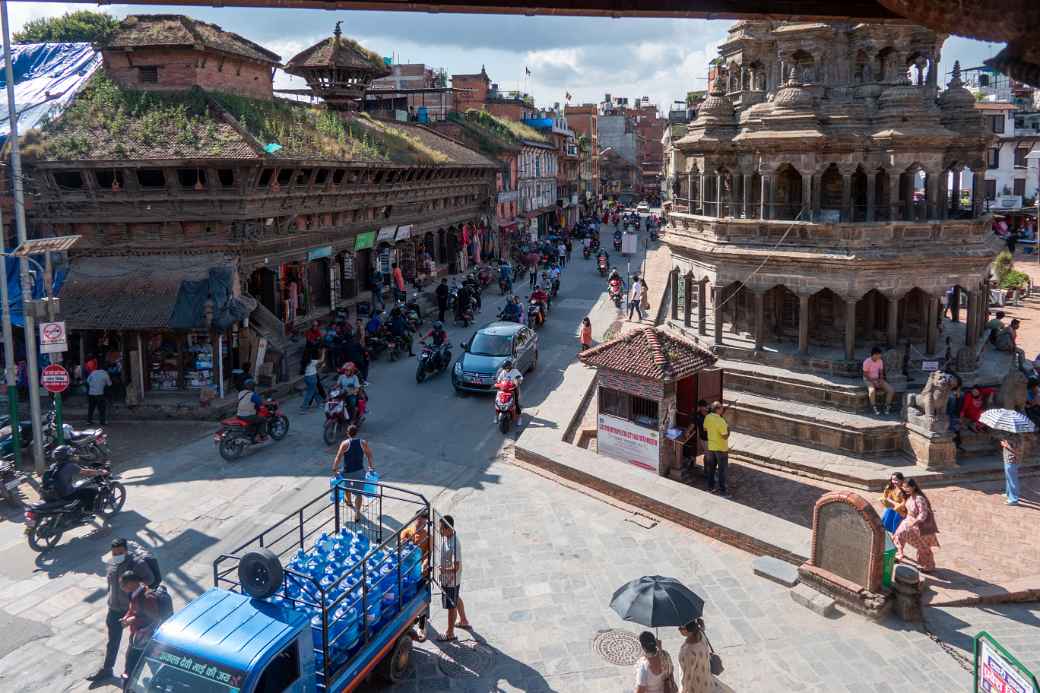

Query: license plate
<box><xmin>213</xmin><ymin>434</ymin><xmax>222</xmax><ymax>445</ymax></box>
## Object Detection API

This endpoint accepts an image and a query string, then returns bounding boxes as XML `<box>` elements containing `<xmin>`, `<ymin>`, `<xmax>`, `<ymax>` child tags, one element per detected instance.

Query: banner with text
<box><xmin>597</xmin><ymin>414</ymin><xmax>660</xmax><ymax>472</ymax></box>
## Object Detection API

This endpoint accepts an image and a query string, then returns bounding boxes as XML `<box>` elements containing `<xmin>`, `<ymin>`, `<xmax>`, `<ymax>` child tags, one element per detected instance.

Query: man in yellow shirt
<box><xmin>702</xmin><ymin>401</ymin><xmax>730</xmax><ymax>497</ymax></box>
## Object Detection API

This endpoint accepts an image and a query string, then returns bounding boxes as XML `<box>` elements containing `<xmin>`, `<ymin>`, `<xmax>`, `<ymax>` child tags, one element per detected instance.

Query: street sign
<box><xmin>39</xmin><ymin>321</ymin><xmax>67</xmax><ymax>354</ymax></box>
<box><xmin>975</xmin><ymin>631</ymin><xmax>1038</xmax><ymax>693</ymax></box>
<box><xmin>41</xmin><ymin>364</ymin><xmax>70</xmax><ymax>393</ymax></box>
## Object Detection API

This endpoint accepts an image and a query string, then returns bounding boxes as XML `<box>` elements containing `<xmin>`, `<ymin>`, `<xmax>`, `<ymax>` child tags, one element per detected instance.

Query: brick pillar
<box><xmin>866</xmin><ymin>173</ymin><xmax>876</xmax><ymax>222</ymax></box>
<box><xmin>754</xmin><ymin>290</ymin><xmax>765</xmax><ymax>351</ymax></box>
<box><xmin>798</xmin><ymin>293</ymin><xmax>810</xmax><ymax>355</ymax></box>
<box><xmin>926</xmin><ymin>295</ymin><xmax>939</xmax><ymax>354</ymax></box>
<box><xmin>844</xmin><ymin>295</ymin><xmax>857</xmax><ymax>361</ymax></box>
<box><xmin>697</xmin><ymin>280</ymin><xmax>707</xmax><ymax>336</ymax></box>
<box><xmin>887</xmin><ymin>293</ymin><xmax>899</xmax><ymax>347</ymax></box>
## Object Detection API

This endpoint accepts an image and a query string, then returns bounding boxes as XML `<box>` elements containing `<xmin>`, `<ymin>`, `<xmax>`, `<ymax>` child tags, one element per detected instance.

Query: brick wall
<box><xmin>453</xmin><ymin>74</ymin><xmax>489</xmax><ymax>112</ymax></box>
<box><xmin>486</xmin><ymin>102</ymin><xmax>528</xmax><ymax>122</ymax></box>
<box><xmin>103</xmin><ymin>48</ymin><xmax>273</xmax><ymax>99</ymax></box>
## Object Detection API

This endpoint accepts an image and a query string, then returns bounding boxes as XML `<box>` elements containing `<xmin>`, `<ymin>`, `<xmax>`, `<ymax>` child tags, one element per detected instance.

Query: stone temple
<box><xmin>663</xmin><ymin>20</ymin><xmax>1004</xmax><ymax>483</ymax></box>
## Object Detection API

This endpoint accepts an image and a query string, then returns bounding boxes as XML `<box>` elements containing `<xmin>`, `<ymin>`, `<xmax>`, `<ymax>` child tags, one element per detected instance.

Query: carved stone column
<box><xmin>684</xmin><ymin>274</ymin><xmax>694</xmax><ymax>328</ymax></box>
<box><xmin>965</xmin><ymin>289</ymin><xmax>978</xmax><ymax>347</ymax></box>
<box><xmin>950</xmin><ymin>286</ymin><xmax>961</xmax><ymax>323</ymax></box>
<box><xmin>699</xmin><ymin>174</ymin><xmax>707</xmax><ymax>215</ymax></box>
<box><xmin>887</xmin><ymin>292</ymin><xmax>900</xmax><ymax>347</ymax></box>
<box><xmin>798</xmin><ymin>293</ymin><xmax>810</xmax><ymax>355</ymax></box>
<box><xmin>889</xmin><ymin>172</ymin><xmax>902</xmax><ymax>222</ymax></box>
<box><xmin>715</xmin><ymin>173</ymin><xmax>723</xmax><ymax>218</ymax></box>
<box><xmin>937</xmin><ymin>169</ymin><xmax>949</xmax><ymax>220</ymax></box>
<box><xmin>742</xmin><ymin>173</ymin><xmax>752</xmax><ymax>218</ymax></box>
<box><xmin>760</xmin><ymin>174</ymin><xmax>770</xmax><ymax>220</ymax></box>
<box><xmin>926</xmin><ymin>171</ymin><xmax>939</xmax><ymax>220</ymax></box>
<box><xmin>840</xmin><ymin>171</ymin><xmax>853</xmax><ymax>222</ymax></box>
<box><xmin>926</xmin><ymin>295</ymin><xmax>939</xmax><ymax>354</ymax></box>
<box><xmin>811</xmin><ymin>171</ymin><xmax>822</xmax><ymax>220</ymax></box>
<box><xmin>972</xmin><ymin>170</ymin><xmax>986</xmax><ymax>217</ymax></box>
<box><xmin>950</xmin><ymin>168</ymin><xmax>961</xmax><ymax>215</ymax></box>
<box><xmin>754</xmin><ymin>290</ymin><xmax>765</xmax><ymax>351</ymax></box>
<box><xmin>697</xmin><ymin>279</ymin><xmax>707</xmax><ymax>336</ymax></box>
<box><xmin>844</xmin><ymin>295</ymin><xmax>858</xmax><ymax>361</ymax></box>
<box><xmin>801</xmin><ymin>171</ymin><xmax>813</xmax><ymax>219</ymax></box>
<box><xmin>713</xmin><ymin>285</ymin><xmax>723</xmax><ymax>346</ymax></box>
<box><xmin>866</xmin><ymin>173</ymin><xmax>876</xmax><ymax>222</ymax></box>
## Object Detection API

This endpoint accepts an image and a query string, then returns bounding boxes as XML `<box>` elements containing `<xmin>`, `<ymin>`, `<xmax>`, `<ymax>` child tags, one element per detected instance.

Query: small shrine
<box><xmin>579</xmin><ymin>327</ymin><xmax>719</xmax><ymax>477</ymax></box>
<box><xmin>284</xmin><ymin>21</ymin><xmax>391</xmax><ymax>110</ymax></box>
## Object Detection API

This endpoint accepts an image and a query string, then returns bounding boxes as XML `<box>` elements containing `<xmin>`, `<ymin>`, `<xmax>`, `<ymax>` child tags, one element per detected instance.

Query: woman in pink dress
<box><xmin>892</xmin><ymin>478</ymin><xmax>940</xmax><ymax>573</ymax></box>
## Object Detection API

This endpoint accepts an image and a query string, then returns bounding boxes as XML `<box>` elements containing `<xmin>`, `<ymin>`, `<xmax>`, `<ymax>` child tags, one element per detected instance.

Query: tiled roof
<box><xmin>60</xmin><ymin>254</ymin><xmax>233</xmax><ymax>330</ymax></box>
<box><xmin>285</xmin><ymin>35</ymin><xmax>388</xmax><ymax>76</ymax></box>
<box><xmin>579</xmin><ymin>327</ymin><xmax>715</xmax><ymax>381</ymax></box>
<box><xmin>974</xmin><ymin>102</ymin><xmax>1016</xmax><ymax>111</ymax></box>
<box><xmin>106</xmin><ymin>15</ymin><xmax>281</xmax><ymax>65</ymax></box>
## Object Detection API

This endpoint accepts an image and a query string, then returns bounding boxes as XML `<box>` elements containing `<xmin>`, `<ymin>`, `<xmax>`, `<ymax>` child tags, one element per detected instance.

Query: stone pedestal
<box><xmin>905</xmin><ymin>421</ymin><xmax>958</xmax><ymax>470</ymax></box>
<box><xmin>892</xmin><ymin>564</ymin><xmax>922</xmax><ymax>622</ymax></box>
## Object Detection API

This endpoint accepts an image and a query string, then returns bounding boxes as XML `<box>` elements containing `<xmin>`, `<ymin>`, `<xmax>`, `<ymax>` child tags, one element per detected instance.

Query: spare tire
<box><xmin>238</xmin><ymin>548</ymin><xmax>283</xmax><ymax>598</ymax></box>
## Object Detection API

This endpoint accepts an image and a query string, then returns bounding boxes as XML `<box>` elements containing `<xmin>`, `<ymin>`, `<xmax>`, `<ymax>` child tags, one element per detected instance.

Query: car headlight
<box><xmin>454</xmin><ymin>361</ymin><xmax>463</xmax><ymax>374</ymax></box>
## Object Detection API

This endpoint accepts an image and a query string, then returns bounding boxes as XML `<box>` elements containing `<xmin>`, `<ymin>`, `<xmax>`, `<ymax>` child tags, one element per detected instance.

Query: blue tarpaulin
<box><xmin>0</xmin><ymin>42</ymin><xmax>100</xmax><ymax>145</ymax></box>
<box><xmin>3</xmin><ymin>255</ymin><xmax>65</xmax><ymax>328</ymax></box>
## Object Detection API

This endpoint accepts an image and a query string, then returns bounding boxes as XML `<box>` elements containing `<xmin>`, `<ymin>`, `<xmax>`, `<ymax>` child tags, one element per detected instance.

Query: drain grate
<box><xmin>436</xmin><ymin>640</ymin><xmax>495</xmax><ymax>678</ymax></box>
<box><xmin>593</xmin><ymin>629</ymin><xmax>643</xmax><ymax>666</ymax></box>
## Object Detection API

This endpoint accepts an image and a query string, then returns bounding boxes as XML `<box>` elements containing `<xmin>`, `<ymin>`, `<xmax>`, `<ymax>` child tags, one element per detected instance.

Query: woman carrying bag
<box><xmin>678</xmin><ymin>618</ymin><xmax>724</xmax><ymax>692</ymax></box>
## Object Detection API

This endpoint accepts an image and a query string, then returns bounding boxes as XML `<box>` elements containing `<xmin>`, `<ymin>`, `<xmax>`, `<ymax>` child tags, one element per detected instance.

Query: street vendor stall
<box><xmin>579</xmin><ymin>327</ymin><xmax>719</xmax><ymax>478</ymax></box>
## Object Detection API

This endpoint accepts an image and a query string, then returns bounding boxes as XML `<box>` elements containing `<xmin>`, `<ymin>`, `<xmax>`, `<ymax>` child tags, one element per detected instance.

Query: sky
<box><xmin>8</xmin><ymin>2</ymin><xmax>1006</xmax><ymax>114</ymax></box>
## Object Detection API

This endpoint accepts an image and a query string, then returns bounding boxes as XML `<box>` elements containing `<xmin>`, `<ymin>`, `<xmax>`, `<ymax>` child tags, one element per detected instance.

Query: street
<box><xmin>0</xmin><ymin>217</ymin><xmax>1001</xmax><ymax>692</ymax></box>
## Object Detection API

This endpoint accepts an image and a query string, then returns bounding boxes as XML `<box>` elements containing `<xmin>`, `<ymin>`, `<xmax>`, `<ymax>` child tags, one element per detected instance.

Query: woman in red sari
<box><xmin>893</xmin><ymin>478</ymin><xmax>940</xmax><ymax>573</ymax></box>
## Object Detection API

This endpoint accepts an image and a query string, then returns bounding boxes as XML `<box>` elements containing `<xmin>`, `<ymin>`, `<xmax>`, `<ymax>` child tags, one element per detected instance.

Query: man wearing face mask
<box><xmin>87</xmin><ymin>538</ymin><xmax>156</xmax><ymax>686</ymax></box>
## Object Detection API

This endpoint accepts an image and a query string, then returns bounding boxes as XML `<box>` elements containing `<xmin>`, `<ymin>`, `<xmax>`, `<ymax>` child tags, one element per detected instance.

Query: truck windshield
<box><xmin>126</xmin><ymin>642</ymin><xmax>246</xmax><ymax>693</ymax></box>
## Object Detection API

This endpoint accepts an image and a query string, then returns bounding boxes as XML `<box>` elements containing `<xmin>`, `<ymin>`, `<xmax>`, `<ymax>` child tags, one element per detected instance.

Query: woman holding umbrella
<box><xmin>979</xmin><ymin>407</ymin><xmax>1035</xmax><ymax>506</ymax></box>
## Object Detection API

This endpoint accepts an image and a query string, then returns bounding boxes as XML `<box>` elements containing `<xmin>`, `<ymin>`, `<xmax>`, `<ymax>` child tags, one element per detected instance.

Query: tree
<box><xmin>14</xmin><ymin>11</ymin><xmax>119</xmax><ymax>45</ymax></box>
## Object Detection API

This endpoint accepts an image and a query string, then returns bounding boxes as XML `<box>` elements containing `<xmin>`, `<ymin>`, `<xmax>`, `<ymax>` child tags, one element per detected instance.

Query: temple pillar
<box><xmin>754</xmin><ymin>291</ymin><xmax>765</xmax><ymax>351</ymax></box>
<box><xmin>798</xmin><ymin>294</ymin><xmax>810</xmax><ymax>355</ymax></box>
<box><xmin>811</xmin><ymin>172</ymin><xmax>822</xmax><ymax>221</ymax></box>
<box><xmin>713</xmin><ymin>285</ymin><xmax>723</xmax><ymax>346</ymax></box>
<box><xmin>698</xmin><ymin>174</ymin><xmax>706</xmax><ymax>215</ymax></box>
<box><xmin>938</xmin><ymin>170</ymin><xmax>949</xmax><ymax>220</ymax></box>
<box><xmin>965</xmin><ymin>289</ymin><xmax>978</xmax><ymax>347</ymax></box>
<box><xmin>844</xmin><ymin>295</ymin><xmax>857</xmax><ymax>361</ymax></box>
<box><xmin>903</xmin><ymin>174</ymin><xmax>914</xmax><ymax>221</ymax></box>
<box><xmin>866</xmin><ymin>173</ymin><xmax>876</xmax><ymax>222</ymax></box>
<box><xmin>951</xmin><ymin>286</ymin><xmax>961</xmax><ymax>323</ymax></box>
<box><xmin>840</xmin><ymin>173</ymin><xmax>852</xmax><ymax>222</ymax></box>
<box><xmin>887</xmin><ymin>293</ymin><xmax>899</xmax><ymax>347</ymax></box>
<box><xmin>670</xmin><ymin>271</ymin><xmax>679</xmax><ymax>321</ymax></box>
<box><xmin>742</xmin><ymin>173</ymin><xmax>752</xmax><ymax>218</ymax></box>
<box><xmin>972</xmin><ymin>170</ymin><xmax>986</xmax><ymax>217</ymax></box>
<box><xmin>684</xmin><ymin>274</ymin><xmax>694</xmax><ymax>328</ymax></box>
<box><xmin>760</xmin><ymin>174</ymin><xmax>769</xmax><ymax>219</ymax></box>
<box><xmin>926</xmin><ymin>171</ymin><xmax>940</xmax><ymax>220</ymax></box>
<box><xmin>926</xmin><ymin>295</ymin><xmax>939</xmax><ymax>354</ymax></box>
<box><xmin>715</xmin><ymin>173</ymin><xmax>723</xmax><ymax>218</ymax></box>
<box><xmin>698</xmin><ymin>280</ymin><xmax>707</xmax><ymax>336</ymax></box>
<box><xmin>889</xmin><ymin>172</ymin><xmax>902</xmax><ymax>222</ymax></box>
<box><xmin>950</xmin><ymin>169</ymin><xmax>961</xmax><ymax>215</ymax></box>
<box><xmin>801</xmin><ymin>171</ymin><xmax>813</xmax><ymax>219</ymax></box>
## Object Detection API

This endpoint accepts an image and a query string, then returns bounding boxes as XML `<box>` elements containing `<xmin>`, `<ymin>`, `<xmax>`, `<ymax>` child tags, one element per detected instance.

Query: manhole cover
<box><xmin>593</xmin><ymin>629</ymin><xmax>643</xmax><ymax>666</ymax></box>
<box><xmin>436</xmin><ymin>640</ymin><xmax>495</xmax><ymax>678</ymax></box>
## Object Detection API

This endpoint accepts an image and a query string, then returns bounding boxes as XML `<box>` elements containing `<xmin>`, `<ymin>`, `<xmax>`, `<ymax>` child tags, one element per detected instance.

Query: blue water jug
<box><xmin>329</xmin><ymin>475</ymin><xmax>343</xmax><ymax>503</ymax></box>
<box><xmin>362</xmin><ymin>470</ymin><xmax>379</xmax><ymax>497</ymax></box>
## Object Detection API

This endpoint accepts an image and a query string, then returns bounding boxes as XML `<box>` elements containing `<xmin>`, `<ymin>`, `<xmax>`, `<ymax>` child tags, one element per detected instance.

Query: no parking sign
<box><xmin>40</xmin><ymin>321</ymin><xmax>67</xmax><ymax>354</ymax></box>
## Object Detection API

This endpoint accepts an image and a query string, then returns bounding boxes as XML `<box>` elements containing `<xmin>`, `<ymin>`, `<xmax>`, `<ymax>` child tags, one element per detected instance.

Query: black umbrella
<box><xmin>610</xmin><ymin>576</ymin><xmax>704</xmax><ymax>628</ymax></box>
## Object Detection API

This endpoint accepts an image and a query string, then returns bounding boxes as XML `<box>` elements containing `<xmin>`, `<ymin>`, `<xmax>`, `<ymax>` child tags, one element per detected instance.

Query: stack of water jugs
<box><xmin>263</xmin><ymin>528</ymin><xmax>423</xmax><ymax>670</ymax></box>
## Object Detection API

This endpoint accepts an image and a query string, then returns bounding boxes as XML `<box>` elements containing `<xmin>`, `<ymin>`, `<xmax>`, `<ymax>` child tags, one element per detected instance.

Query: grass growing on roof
<box><xmin>31</xmin><ymin>73</ymin><xmax>237</xmax><ymax>160</ymax></box>
<box><xmin>464</xmin><ymin>110</ymin><xmax>547</xmax><ymax>143</ymax></box>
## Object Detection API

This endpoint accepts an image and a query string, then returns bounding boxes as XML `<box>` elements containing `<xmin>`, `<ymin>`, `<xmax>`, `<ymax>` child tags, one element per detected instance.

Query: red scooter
<box><xmin>494</xmin><ymin>380</ymin><xmax>519</xmax><ymax>433</ymax></box>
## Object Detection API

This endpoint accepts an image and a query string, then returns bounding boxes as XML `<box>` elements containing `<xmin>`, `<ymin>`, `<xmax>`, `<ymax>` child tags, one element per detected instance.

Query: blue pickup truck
<box><xmin>125</xmin><ymin>481</ymin><xmax>433</xmax><ymax>692</ymax></box>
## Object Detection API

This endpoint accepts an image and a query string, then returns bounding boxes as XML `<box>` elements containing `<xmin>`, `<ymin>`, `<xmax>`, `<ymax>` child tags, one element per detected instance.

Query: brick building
<box><xmin>23</xmin><ymin>16</ymin><xmax>497</xmax><ymax>406</ymax></box>
<box><xmin>522</xmin><ymin>110</ymin><xmax>580</xmax><ymax>228</ymax></box>
<box><xmin>366</xmin><ymin>63</ymin><xmax>456</xmax><ymax>123</ymax></box>
<box><xmin>566</xmin><ymin>103</ymin><xmax>600</xmax><ymax>202</ymax></box>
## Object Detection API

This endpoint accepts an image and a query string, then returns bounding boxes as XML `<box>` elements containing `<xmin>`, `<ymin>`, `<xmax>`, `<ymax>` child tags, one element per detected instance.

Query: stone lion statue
<box><xmin>906</xmin><ymin>370</ymin><xmax>956</xmax><ymax>418</ymax></box>
<box><xmin>998</xmin><ymin>367</ymin><xmax>1028</xmax><ymax>412</ymax></box>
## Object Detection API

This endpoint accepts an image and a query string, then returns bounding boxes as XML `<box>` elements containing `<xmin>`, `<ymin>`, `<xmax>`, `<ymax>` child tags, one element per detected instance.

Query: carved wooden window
<box><xmin>53</xmin><ymin>171</ymin><xmax>84</xmax><ymax>190</ymax></box>
<box><xmin>217</xmin><ymin>169</ymin><xmax>234</xmax><ymax>187</ymax></box>
<box><xmin>332</xmin><ymin>169</ymin><xmax>345</xmax><ymax>185</ymax></box>
<box><xmin>95</xmin><ymin>170</ymin><xmax>124</xmax><ymax>190</ymax></box>
<box><xmin>177</xmin><ymin>169</ymin><xmax>206</xmax><ymax>189</ymax></box>
<box><xmin>257</xmin><ymin>169</ymin><xmax>274</xmax><ymax>188</ymax></box>
<box><xmin>136</xmin><ymin>169</ymin><xmax>166</xmax><ymax>188</ymax></box>
<box><xmin>314</xmin><ymin>169</ymin><xmax>329</xmax><ymax>185</ymax></box>
<box><xmin>137</xmin><ymin>66</ymin><xmax>158</xmax><ymax>84</ymax></box>
<box><xmin>276</xmin><ymin>169</ymin><xmax>294</xmax><ymax>186</ymax></box>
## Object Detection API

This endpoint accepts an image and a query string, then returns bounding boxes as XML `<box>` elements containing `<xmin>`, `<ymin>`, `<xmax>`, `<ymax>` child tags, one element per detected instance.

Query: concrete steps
<box><xmin>718</xmin><ymin>358</ymin><xmax>871</xmax><ymax>412</ymax></box>
<box><xmin>724</xmin><ymin>390</ymin><xmax>905</xmax><ymax>456</ymax></box>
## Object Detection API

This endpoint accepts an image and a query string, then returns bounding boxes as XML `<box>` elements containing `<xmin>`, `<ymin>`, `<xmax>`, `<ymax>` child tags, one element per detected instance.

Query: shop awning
<box><xmin>376</xmin><ymin>226</ymin><xmax>397</xmax><ymax>242</ymax></box>
<box><xmin>354</xmin><ymin>231</ymin><xmax>376</xmax><ymax>251</ymax></box>
<box><xmin>59</xmin><ymin>255</ymin><xmax>254</xmax><ymax>331</ymax></box>
<box><xmin>395</xmin><ymin>225</ymin><xmax>413</xmax><ymax>241</ymax></box>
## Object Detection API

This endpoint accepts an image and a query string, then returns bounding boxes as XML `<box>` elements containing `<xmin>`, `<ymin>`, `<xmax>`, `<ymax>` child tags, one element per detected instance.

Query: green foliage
<box><xmin>993</xmin><ymin>249</ymin><xmax>1015</xmax><ymax>284</ymax></box>
<box><xmin>14</xmin><ymin>10</ymin><xmax>119</xmax><ymax>44</ymax></box>
<box><xmin>38</xmin><ymin>74</ymin><xmax>233</xmax><ymax>160</ymax></box>
<box><xmin>1000</xmin><ymin>269</ymin><xmax>1029</xmax><ymax>290</ymax></box>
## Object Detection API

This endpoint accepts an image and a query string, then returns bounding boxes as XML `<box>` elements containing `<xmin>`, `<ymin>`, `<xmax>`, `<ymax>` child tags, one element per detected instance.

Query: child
<box><xmin>880</xmin><ymin>472</ymin><xmax>906</xmax><ymax>533</ymax></box>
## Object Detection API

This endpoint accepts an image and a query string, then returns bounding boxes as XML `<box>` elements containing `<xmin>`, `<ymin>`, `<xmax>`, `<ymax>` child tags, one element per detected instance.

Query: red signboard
<box><xmin>41</xmin><ymin>364</ymin><xmax>69</xmax><ymax>394</ymax></box>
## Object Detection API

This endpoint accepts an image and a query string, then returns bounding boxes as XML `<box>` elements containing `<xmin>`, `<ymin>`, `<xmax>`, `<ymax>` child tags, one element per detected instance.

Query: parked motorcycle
<box><xmin>494</xmin><ymin>380</ymin><xmax>519</xmax><ymax>434</ymax></box>
<box><xmin>59</xmin><ymin>424</ymin><xmax>111</xmax><ymax>463</ymax></box>
<box><xmin>0</xmin><ymin>455</ymin><xmax>25</xmax><ymax>505</ymax></box>
<box><xmin>24</xmin><ymin>463</ymin><xmax>126</xmax><ymax>551</ymax></box>
<box><xmin>415</xmin><ymin>340</ymin><xmax>451</xmax><ymax>383</ymax></box>
<box><xmin>215</xmin><ymin>399</ymin><xmax>289</xmax><ymax>461</ymax></box>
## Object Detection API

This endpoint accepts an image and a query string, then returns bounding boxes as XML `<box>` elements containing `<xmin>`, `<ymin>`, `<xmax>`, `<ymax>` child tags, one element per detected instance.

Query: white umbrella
<box><xmin>979</xmin><ymin>408</ymin><xmax>1037</xmax><ymax>434</ymax></box>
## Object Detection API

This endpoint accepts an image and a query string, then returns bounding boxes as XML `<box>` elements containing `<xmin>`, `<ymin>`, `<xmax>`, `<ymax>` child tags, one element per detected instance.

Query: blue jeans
<box><xmin>302</xmin><ymin>374</ymin><xmax>319</xmax><ymax>408</ymax></box>
<box><xmin>1005</xmin><ymin>461</ymin><xmax>1020</xmax><ymax>504</ymax></box>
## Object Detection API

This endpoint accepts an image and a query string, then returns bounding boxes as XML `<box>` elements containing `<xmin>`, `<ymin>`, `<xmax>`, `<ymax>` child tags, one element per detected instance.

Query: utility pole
<box><xmin>0</xmin><ymin>211</ymin><xmax>19</xmax><ymax>457</ymax></box>
<box><xmin>2</xmin><ymin>0</ymin><xmax>45</xmax><ymax>473</ymax></box>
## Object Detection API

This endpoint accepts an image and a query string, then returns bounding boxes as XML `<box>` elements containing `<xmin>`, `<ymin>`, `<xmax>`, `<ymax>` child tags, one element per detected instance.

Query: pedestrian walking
<box><xmin>1000</xmin><ymin>434</ymin><xmax>1023</xmax><ymax>506</ymax></box>
<box><xmin>640</xmin><ymin>276</ymin><xmax>651</xmax><ymax>315</ymax></box>
<box><xmin>678</xmin><ymin>618</ymin><xmax>720</xmax><ymax>693</ymax></box>
<box><xmin>437</xmin><ymin>515</ymin><xmax>471</xmax><ymax>641</ymax></box>
<box><xmin>87</xmin><ymin>539</ymin><xmax>156</xmax><ymax>686</ymax></box>
<box><xmin>557</xmin><ymin>241</ymin><xmax>567</xmax><ymax>268</ymax></box>
<box><xmin>300</xmin><ymin>353</ymin><xmax>322</xmax><ymax>411</ymax></box>
<box><xmin>86</xmin><ymin>366</ymin><xmax>112</xmax><ymax>425</ymax></box>
<box><xmin>634</xmin><ymin>631</ymin><xmax>676</xmax><ymax>693</ymax></box>
<box><xmin>879</xmin><ymin>472</ymin><xmax>906</xmax><ymax>533</ymax></box>
<box><xmin>118</xmin><ymin>572</ymin><xmax>161</xmax><ymax>688</ymax></box>
<box><xmin>579</xmin><ymin>317</ymin><xmax>593</xmax><ymax>352</ymax></box>
<box><xmin>703</xmin><ymin>401</ymin><xmax>730</xmax><ymax>496</ymax></box>
<box><xmin>332</xmin><ymin>425</ymin><xmax>375</xmax><ymax>523</ymax></box>
<box><xmin>436</xmin><ymin>278</ymin><xmax>450</xmax><ymax>323</ymax></box>
<box><xmin>392</xmin><ymin>262</ymin><xmax>406</xmax><ymax>302</ymax></box>
<box><xmin>892</xmin><ymin>478</ymin><xmax>940</xmax><ymax>573</ymax></box>
<box><xmin>628</xmin><ymin>273</ymin><xmax>646</xmax><ymax>321</ymax></box>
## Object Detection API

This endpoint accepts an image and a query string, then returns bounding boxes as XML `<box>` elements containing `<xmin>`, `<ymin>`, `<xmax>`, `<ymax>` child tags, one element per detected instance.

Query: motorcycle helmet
<box><xmin>51</xmin><ymin>445</ymin><xmax>74</xmax><ymax>463</ymax></box>
<box><xmin>433</xmin><ymin>321</ymin><xmax>444</xmax><ymax>330</ymax></box>
<box><xmin>502</xmin><ymin>360</ymin><xmax>514</xmax><ymax>370</ymax></box>
<box><xmin>244</xmin><ymin>378</ymin><xmax>256</xmax><ymax>389</ymax></box>
<box><xmin>344</xmin><ymin>362</ymin><xmax>358</xmax><ymax>374</ymax></box>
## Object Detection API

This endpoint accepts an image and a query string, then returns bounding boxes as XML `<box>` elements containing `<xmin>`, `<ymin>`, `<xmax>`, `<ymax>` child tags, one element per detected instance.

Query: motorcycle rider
<box><xmin>548</xmin><ymin>264</ymin><xmax>562</xmax><ymax>298</ymax></box>
<box><xmin>365</xmin><ymin>311</ymin><xmax>383</xmax><ymax>338</ymax></box>
<box><xmin>495</xmin><ymin>359</ymin><xmax>524</xmax><ymax>417</ymax></box>
<box><xmin>422</xmin><ymin>321</ymin><xmax>450</xmax><ymax>369</ymax></box>
<box><xmin>530</xmin><ymin>285</ymin><xmax>549</xmax><ymax>324</ymax></box>
<box><xmin>501</xmin><ymin>296</ymin><xmax>523</xmax><ymax>323</ymax></box>
<box><xmin>498</xmin><ymin>260</ymin><xmax>513</xmax><ymax>292</ymax></box>
<box><xmin>462</xmin><ymin>273</ymin><xmax>482</xmax><ymax>312</ymax></box>
<box><xmin>236</xmin><ymin>378</ymin><xmax>265</xmax><ymax>441</ymax></box>
<box><xmin>388</xmin><ymin>307</ymin><xmax>415</xmax><ymax>357</ymax></box>
<box><xmin>455</xmin><ymin>282</ymin><xmax>475</xmax><ymax>321</ymax></box>
<box><xmin>50</xmin><ymin>445</ymin><xmax>107</xmax><ymax>518</ymax></box>
<box><xmin>608</xmin><ymin>269</ymin><xmax>625</xmax><ymax>304</ymax></box>
<box><xmin>335</xmin><ymin>363</ymin><xmax>362</xmax><ymax>421</ymax></box>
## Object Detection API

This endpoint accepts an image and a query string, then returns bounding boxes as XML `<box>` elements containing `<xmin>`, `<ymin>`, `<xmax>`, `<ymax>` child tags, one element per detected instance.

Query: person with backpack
<box><xmin>87</xmin><ymin>538</ymin><xmax>157</xmax><ymax>686</ymax></box>
<box><xmin>118</xmin><ymin>572</ymin><xmax>162</xmax><ymax>688</ymax></box>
